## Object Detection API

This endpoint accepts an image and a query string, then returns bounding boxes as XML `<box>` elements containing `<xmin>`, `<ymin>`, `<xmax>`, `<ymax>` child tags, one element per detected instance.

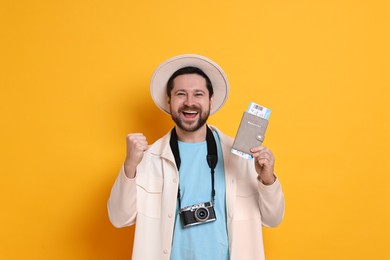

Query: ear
<box><xmin>210</xmin><ymin>95</ymin><xmax>214</xmax><ymax>109</ymax></box>
<box><xmin>167</xmin><ymin>97</ymin><xmax>172</xmax><ymax>114</ymax></box>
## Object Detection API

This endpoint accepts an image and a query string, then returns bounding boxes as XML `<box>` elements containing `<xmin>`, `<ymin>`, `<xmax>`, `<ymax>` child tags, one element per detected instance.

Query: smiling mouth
<box><xmin>182</xmin><ymin>110</ymin><xmax>198</xmax><ymax>119</ymax></box>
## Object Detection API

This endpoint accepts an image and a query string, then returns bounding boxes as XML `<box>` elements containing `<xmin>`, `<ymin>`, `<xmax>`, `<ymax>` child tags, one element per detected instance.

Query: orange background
<box><xmin>0</xmin><ymin>0</ymin><xmax>389</xmax><ymax>259</ymax></box>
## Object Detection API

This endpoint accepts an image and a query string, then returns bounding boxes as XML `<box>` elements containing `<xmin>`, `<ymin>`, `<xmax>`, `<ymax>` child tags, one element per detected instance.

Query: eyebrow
<box><xmin>174</xmin><ymin>89</ymin><xmax>206</xmax><ymax>93</ymax></box>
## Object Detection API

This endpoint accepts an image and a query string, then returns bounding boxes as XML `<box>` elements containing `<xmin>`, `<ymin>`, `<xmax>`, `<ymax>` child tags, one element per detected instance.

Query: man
<box><xmin>108</xmin><ymin>54</ymin><xmax>285</xmax><ymax>260</ymax></box>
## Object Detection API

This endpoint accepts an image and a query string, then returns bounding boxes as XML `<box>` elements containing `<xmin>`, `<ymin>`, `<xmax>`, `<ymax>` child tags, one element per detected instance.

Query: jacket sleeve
<box><xmin>107</xmin><ymin>166</ymin><xmax>137</xmax><ymax>228</ymax></box>
<box><xmin>257</xmin><ymin>177</ymin><xmax>285</xmax><ymax>227</ymax></box>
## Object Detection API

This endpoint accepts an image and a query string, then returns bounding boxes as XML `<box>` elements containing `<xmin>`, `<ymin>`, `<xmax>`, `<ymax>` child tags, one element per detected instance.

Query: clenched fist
<box><xmin>124</xmin><ymin>133</ymin><xmax>148</xmax><ymax>178</ymax></box>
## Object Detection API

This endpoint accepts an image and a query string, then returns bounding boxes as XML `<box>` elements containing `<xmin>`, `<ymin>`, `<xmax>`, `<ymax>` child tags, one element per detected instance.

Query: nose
<box><xmin>184</xmin><ymin>95</ymin><xmax>194</xmax><ymax>106</ymax></box>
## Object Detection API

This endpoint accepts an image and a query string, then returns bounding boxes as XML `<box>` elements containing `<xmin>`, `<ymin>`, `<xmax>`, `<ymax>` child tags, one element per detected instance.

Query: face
<box><xmin>168</xmin><ymin>74</ymin><xmax>213</xmax><ymax>132</ymax></box>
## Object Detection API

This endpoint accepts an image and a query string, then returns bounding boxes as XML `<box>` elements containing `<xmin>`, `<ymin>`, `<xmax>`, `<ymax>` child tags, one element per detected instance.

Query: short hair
<box><xmin>166</xmin><ymin>66</ymin><xmax>214</xmax><ymax>98</ymax></box>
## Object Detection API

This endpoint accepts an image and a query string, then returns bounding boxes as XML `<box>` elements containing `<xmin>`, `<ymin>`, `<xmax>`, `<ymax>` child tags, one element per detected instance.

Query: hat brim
<box><xmin>150</xmin><ymin>54</ymin><xmax>229</xmax><ymax>115</ymax></box>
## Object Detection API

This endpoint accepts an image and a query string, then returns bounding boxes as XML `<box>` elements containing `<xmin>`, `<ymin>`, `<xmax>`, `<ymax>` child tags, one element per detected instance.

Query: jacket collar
<box><xmin>148</xmin><ymin>125</ymin><xmax>233</xmax><ymax>167</ymax></box>
<box><xmin>147</xmin><ymin>130</ymin><xmax>176</xmax><ymax>165</ymax></box>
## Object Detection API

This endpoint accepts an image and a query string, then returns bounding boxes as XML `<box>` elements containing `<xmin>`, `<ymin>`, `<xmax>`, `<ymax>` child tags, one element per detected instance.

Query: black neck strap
<box><xmin>169</xmin><ymin>126</ymin><xmax>218</xmax><ymax>209</ymax></box>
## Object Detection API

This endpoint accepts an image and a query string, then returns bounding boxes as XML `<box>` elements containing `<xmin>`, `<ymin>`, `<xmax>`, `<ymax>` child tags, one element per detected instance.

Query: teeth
<box><xmin>183</xmin><ymin>111</ymin><xmax>197</xmax><ymax>114</ymax></box>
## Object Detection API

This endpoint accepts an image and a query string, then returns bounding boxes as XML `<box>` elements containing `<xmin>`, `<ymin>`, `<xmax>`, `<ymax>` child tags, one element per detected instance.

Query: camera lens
<box><xmin>195</xmin><ymin>207</ymin><xmax>209</xmax><ymax>222</ymax></box>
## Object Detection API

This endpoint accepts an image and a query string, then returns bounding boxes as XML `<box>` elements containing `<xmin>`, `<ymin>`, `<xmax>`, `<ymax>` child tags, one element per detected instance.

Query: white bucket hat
<box><xmin>150</xmin><ymin>54</ymin><xmax>230</xmax><ymax>115</ymax></box>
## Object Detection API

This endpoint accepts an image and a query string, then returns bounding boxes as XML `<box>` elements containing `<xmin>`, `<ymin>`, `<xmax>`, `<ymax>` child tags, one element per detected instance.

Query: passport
<box><xmin>231</xmin><ymin>102</ymin><xmax>271</xmax><ymax>160</ymax></box>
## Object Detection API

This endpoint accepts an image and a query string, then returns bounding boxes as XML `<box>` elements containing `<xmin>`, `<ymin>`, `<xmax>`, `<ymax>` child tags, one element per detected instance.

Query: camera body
<box><xmin>180</xmin><ymin>202</ymin><xmax>216</xmax><ymax>227</ymax></box>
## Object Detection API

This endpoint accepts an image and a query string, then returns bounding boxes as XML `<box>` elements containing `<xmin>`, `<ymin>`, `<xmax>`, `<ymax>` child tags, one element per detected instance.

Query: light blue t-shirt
<box><xmin>170</xmin><ymin>132</ymin><xmax>229</xmax><ymax>260</ymax></box>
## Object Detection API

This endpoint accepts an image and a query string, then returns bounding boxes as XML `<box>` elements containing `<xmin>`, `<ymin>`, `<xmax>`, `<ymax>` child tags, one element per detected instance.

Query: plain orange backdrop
<box><xmin>0</xmin><ymin>0</ymin><xmax>389</xmax><ymax>259</ymax></box>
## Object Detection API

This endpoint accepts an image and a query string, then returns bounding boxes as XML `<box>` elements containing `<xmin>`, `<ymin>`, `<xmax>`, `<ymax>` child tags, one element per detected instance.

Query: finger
<box><xmin>250</xmin><ymin>145</ymin><xmax>266</xmax><ymax>153</ymax></box>
<box><xmin>127</xmin><ymin>134</ymin><xmax>147</xmax><ymax>144</ymax></box>
<box><xmin>255</xmin><ymin>151</ymin><xmax>275</xmax><ymax>166</ymax></box>
<box><xmin>256</xmin><ymin>156</ymin><xmax>274</xmax><ymax>163</ymax></box>
<box><xmin>252</xmin><ymin>150</ymin><xmax>273</xmax><ymax>160</ymax></box>
<box><xmin>133</xmin><ymin>141</ymin><xmax>148</xmax><ymax>149</ymax></box>
<box><xmin>127</xmin><ymin>133</ymin><xmax>146</xmax><ymax>140</ymax></box>
<box><xmin>128</xmin><ymin>140</ymin><xmax>148</xmax><ymax>150</ymax></box>
<box><xmin>134</xmin><ymin>141</ymin><xmax>147</xmax><ymax>149</ymax></box>
<box><xmin>256</xmin><ymin>157</ymin><xmax>272</xmax><ymax>166</ymax></box>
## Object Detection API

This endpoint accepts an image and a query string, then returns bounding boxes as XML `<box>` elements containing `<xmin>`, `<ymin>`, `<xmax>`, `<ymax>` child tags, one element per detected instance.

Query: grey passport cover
<box><xmin>232</xmin><ymin>112</ymin><xmax>269</xmax><ymax>155</ymax></box>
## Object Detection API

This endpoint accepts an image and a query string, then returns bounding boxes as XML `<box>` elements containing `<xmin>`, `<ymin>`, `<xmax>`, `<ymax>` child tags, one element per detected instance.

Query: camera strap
<box><xmin>169</xmin><ymin>125</ymin><xmax>218</xmax><ymax>211</ymax></box>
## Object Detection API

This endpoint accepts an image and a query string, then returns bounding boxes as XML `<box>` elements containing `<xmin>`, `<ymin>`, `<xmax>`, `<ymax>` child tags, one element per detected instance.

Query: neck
<box><xmin>175</xmin><ymin>124</ymin><xmax>208</xmax><ymax>143</ymax></box>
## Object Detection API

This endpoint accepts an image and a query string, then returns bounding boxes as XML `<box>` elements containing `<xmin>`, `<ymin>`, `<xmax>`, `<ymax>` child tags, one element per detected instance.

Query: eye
<box><xmin>176</xmin><ymin>91</ymin><xmax>186</xmax><ymax>96</ymax></box>
<box><xmin>195</xmin><ymin>92</ymin><xmax>205</xmax><ymax>97</ymax></box>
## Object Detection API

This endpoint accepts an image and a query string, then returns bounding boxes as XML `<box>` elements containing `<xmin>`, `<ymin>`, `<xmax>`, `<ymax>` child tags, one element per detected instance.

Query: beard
<box><xmin>170</xmin><ymin>104</ymin><xmax>210</xmax><ymax>132</ymax></box>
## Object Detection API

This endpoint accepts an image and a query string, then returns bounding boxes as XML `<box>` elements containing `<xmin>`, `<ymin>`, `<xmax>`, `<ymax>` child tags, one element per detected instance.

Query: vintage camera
<box><xmin>179</xmin><ymin>202</ymin><xmax>216</xmax><ymax>227</ymax></box>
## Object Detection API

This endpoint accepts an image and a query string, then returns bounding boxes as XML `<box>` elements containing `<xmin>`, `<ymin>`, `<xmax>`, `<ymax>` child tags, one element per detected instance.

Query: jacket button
<box><xmin>168</xmin><ymin>213</ymin><xmax>173</xmax><ymax>218</ymax></box>
<box><xmin>163</xmin><ymin>249</ymin><xmax>168</xmax><ymax>254</ymax></box>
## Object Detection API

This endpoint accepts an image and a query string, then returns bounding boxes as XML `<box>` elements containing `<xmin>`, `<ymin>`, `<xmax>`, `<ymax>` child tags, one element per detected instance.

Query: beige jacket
<box><xmin>108</xmin><ymin>126</ymin><xmax>285</xmax><ymax>260</ymax></box>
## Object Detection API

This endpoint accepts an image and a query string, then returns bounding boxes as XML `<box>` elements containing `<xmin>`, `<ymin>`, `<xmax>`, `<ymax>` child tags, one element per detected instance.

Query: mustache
<box><xmin>179</xmin><ymin>105</ymin><xmax>200</xmax><ymax>112</ymax></box>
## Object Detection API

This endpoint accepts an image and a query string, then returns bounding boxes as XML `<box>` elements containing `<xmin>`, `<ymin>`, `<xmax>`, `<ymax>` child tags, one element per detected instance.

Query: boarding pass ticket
<box><xmin>231</xmin><ymin>102</ymin><xmax>271</xmax><ymax>160</ymax></box>
<box><xmin>247</xmin><ymin>102</ymin><xmax>271</xmax><ymax>120</ymax></box>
